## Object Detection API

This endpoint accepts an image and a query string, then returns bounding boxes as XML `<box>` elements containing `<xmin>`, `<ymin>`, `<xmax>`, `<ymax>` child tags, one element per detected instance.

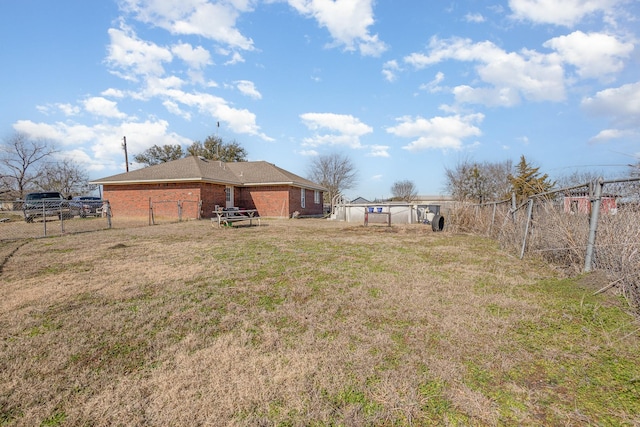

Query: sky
<box><xmin>1</xmin><ymin>0</ymin><xmax>639</xmax><ymax>200</ymax></box>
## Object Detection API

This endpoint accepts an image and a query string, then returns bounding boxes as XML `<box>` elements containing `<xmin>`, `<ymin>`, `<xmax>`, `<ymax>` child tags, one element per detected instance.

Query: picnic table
<box><xmin>213</xmin><ymin>208</ymin><xmax>260</xmax><ymax>227</ymax></box>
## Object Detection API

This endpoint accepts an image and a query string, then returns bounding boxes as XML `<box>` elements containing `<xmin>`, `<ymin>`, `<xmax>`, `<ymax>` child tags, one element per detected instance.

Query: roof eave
<box><xmin>90</xmin><ymin>177</ymin><xmax>239</xmax><ymax>186</ymax></box>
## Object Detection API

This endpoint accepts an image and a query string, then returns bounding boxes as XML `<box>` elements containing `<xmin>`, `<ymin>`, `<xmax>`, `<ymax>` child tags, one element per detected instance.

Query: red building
<box><xmin>563</xmin><ymin>191</ymin><xmax>617</xmax><ymax>214</ymax></box>
<box><xmin>91</xmin><ymin>156</ymin><xmax>326</xmax><ymax>219</ymax></box>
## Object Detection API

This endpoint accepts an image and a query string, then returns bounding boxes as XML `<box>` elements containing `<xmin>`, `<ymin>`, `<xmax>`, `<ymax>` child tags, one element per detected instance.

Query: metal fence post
<box><xmin>511</xmin><ymin>192</ymin><xmax>517</xmax><ymax>223</ymax></box>
<box><xmin>42</xmin><ymin>204</ymin><xmax>47</xmax><ymax>237</ymax></box>
<box><xmin>584</xmin><ymin>177</ymin><xmax>604</xmax><ymax>272</ymax></box>
<box><xmin>520</xmin><ymin>198</ymin><xmax>534</xmax><ymax>259</ymax></box>
<box><xmin>105</xmin><ymin>201</ymin><xmax>112</xmax><ymax>228</ymax></box>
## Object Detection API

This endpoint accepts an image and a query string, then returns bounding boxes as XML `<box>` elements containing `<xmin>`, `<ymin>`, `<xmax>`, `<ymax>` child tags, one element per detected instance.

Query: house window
<box><xmin>314</xmin><ymin>190</ymin><xmax>320</xmax><ymax>204</ymax></box>
<box><xmin>301</xmin><ymin>188</ymin><xmax>306</xmax><ymax>208</ymax></box>
<box><xmin>225</xmin><ymin>188</ymin><xmax>231</xmax><ymax>202</ymax></box>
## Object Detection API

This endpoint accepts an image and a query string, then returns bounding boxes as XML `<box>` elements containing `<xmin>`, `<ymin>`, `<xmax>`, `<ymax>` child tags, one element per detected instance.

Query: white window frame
<box><xmin>301</xmin><ymin>188</ymin><xmax>306</xmax><ymax>208</ymax></box>
<box><xmin>314</xmin><ymin>190</ymin><xmax>321</xmax><ymax>204</ymax></box>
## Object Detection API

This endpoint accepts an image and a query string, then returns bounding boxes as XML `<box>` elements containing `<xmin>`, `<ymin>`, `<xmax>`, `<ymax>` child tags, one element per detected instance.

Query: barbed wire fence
<box><xmin>448</xmin><ymin>177</ymin><xmax>640</xmax><ymax>313</ymax></box>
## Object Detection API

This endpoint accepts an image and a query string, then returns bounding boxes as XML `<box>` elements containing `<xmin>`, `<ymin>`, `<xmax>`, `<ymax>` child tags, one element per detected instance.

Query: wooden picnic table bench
<box><xmin>213</xmin><ymin>208</ymin><xmax>260</xmax><ymax>227</ymax></box>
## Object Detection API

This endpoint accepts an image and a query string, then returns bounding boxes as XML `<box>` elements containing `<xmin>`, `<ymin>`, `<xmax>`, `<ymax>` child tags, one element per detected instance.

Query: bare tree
<box><xmin>444</xmin><ymin>158</ymin><xmax>512</xmax><ymax>203</ymax></box>
<box><xmin>0</xmin><ymin>132</ymin><xmax>56</xmax><ymax>198</ymax></box>
<box><xmin>134</xmin><ymin>144</ymin><xmax>184</xmax><ymax>166</ymax></box>
<box><xmin>307</xmin><ymin>153</ymin><xmax>358</xmax><ymax>204</ymax></box>
<box><xmin>37</xmin><ymin>158</ymin><xmax>93</xmax><ymax>197</ymax></box>
<box><xmin>391</xmin><ymin>180</ymin><xmax>418</xmax><ymax>202</ymax></box>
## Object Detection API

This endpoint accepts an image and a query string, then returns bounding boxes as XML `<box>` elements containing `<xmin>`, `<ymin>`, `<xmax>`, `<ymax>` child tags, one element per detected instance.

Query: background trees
<box><xmin>307</xmin><ymin>153</ymin><xmax>358</xmax><ymax>204</ymax></box>
<box><xmin>444</xmin><ymin>158</ymin><xmax>512</xmax><ymax>203</ymax></box>
<box><xmin>37</xmin><ymin>159</ymin><xmax>94</xmax><ymax>196</ymax></box>
<box><xmin>186</xmin><ymin>135</ymin><xmax>247</xmax><ymax>162</ymax></box>
<box><xmin>390</xmin><ymin>180</ymin><xmax>418</xmax><ymax>202</ymax></box>
<box><xmin>134</xmin><ymin>144</ymin><xmax>184</xmax><ymax>166</ymax></box>
<box><xmin>134</xmin><ymin>135</ymin><xmax>248</xmax><ymax>167</ymax></box>
<box><xmin>508</xmin><ymin>155</ymin><xmax>554</xmax><ymax>203</ymax></box>
<box><xmin>0</xmin><ymin>132</ymin><xmax>57</xmax><ymax>198</ymax></box>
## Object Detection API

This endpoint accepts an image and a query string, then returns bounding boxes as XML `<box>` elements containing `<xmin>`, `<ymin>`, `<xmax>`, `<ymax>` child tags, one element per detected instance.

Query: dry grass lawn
<box><xmin>1</xmin><ymin>219</ymin><xmax>639</xmax><ymax>426</ymax></box>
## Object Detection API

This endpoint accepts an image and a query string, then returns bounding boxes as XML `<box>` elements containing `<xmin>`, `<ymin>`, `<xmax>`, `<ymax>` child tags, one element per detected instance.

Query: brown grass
<box><xmin>1</xmin><ymin>219</ymin><xmax>639</xmax><ymax>426</ymax></box>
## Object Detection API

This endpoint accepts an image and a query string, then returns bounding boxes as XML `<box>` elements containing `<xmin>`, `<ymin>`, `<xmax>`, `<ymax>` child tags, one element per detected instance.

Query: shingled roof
<box><xmin>91</xmin><ymin>156</ymin><xmax>327</xmax><ymax>191</ymax></box>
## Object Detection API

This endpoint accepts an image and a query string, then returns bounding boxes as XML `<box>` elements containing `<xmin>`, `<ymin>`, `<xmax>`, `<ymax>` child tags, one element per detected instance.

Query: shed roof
<box><xmin>91</xmin><ymin>156</ymin><xmax>327</xmax><ymax>191</ymax></box>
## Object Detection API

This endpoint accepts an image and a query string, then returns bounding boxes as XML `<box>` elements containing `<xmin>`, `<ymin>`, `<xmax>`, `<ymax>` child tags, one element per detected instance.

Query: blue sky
<box><xmin>1</xmin><ymin>0</ymin><xmax>638</xmax><ymax>200</ymax></box>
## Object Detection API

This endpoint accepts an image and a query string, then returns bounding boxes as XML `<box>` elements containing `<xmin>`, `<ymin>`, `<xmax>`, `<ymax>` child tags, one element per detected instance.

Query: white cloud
<box><xmin>119</xmin><ymin>0</ymin><xmax>255</xmax><ymax>50</ymax></box>
<box><xmin>224</xmin><ymin>51</ymin><xmax>245</xmax><ymax>65</ymax></box>
<box><xmin>386</xmin><ymin>113</ymin><xmax>484</xmax><ymax>152</ymax></box>
<box><xmin>171</xmin><ymin>42</ymin><xmax>212</xmax><ymax>69</ymax></box>
<box><xmin>106</xmin><ymin>25</ymin><xmax>173</xmax><ymax>80</ymax></box>
<box><xmin>544</xmin><ymin>31</ymin><xmax>633</xmax><ymax>80</ymax></box>
<box><xmin>366</xmin><ymin>144</ymin><xmax>390</xmax><ymax>158</ymax></box>
<box><xmin>419</xmin><ymin>72</ymin><xmax>445</xmax><ymax>93</ymax></box>
<box><xmin>582</xmin><ymin>82</ymin><xmax>640</xmax><ymax>123</ymax></box>
<box><xmin>13</xmin><ymin>118</ymin><xmax>191</xmax><ymax>173</ymax></box>
<box><xmin>589</xmin><ymin>128</ymin><xmax>637</xmax><ymax>143</ymax></box>
<box><xmin>382</xmin><ymin>60</ymin><xmax>400</xmax><ymax>82</ymax></box>
<box><xmin>287</xmin><ymin>0</ymin><xmax>387</xmax><ymax>56</ymax></box>
<box><xmin>508</xmin><ymin>0</ymin><xmax>621</xmax><ymax>27</ymax></box>
<box><xmin>300</xmin><ymin>112</ymin><xmax>373</xmax><ymax>148</ymax></box>
<box><xmin>152</xmin><ymin>88</ymin><xmax>271</xmax><ymax>139</ymax></box>
<box><xmin>404</xmin><ymin>37</ymin><xmax>566</xmax><ymax>106</ymax></box>
<box><xmin>582</xmin><ymin>81</ymin><xmax>640</xmax><ymax>144</ymax></box>
<box><xmin>83</xmin><ymin>97</ymin><xmax>127</xmax><ymax>119</ymax></box>
<box><xmin>464</xmin><ymin>13</ymin><xmax>485</xmax><ymax>23</ymax></box>
<box><xmin>101</xmin><ymin>88</ymin><xmax>126</xmax><ymax>98</ymax></box>
<box><xmin>235</xmin><ymin>80</ymin><xmax>262</xmax><ymax>99</ymax></box>
<box><xmin>57</xmin><ymin>103</ymin><xmax>81</xmax><ymax>116</ymax></box>
<box><xmin>162</xmin><ymin>100</ymin><xmax>192</xmax><ymax>120</ymax></box>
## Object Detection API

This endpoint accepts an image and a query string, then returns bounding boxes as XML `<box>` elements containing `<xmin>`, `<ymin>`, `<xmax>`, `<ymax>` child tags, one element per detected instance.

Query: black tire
<box><xmin>431</xmin><ymin>214</ymin><xmax>444</xmax><ymax>232</ymax></box>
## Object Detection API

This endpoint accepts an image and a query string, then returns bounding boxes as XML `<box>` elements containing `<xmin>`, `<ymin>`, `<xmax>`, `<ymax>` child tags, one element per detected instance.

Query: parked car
<box><xmin>23</xmin><ymin>192</ymin><xmax>74</xmax><ymax>223</ymax></box>
<box><xmin>70</xmin><ymin>196</ymin><xmax>103</xmax><ymax>217</ymax></box>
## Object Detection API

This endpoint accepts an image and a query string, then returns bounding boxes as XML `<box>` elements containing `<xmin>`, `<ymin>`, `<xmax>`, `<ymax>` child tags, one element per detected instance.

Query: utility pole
<box><xmin>122</xmin><ymin>136</ymin><xmax>129</xmax><ymax>172</ymax></box>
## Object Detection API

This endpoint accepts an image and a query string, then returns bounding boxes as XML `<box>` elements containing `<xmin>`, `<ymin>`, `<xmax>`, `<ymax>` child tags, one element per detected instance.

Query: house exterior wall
<box><xmin>102</xmin><ymin>183</ymin><xmax>324</xmax><ymax>219</ymax></box>
<box><xmin>102</xmin><ymin>183</ymin><xmax>226</xmax><ymax>219</ymax></box>
<box><xmin>289</xmin><ymin>187</ymin><xmax>324</xmax><ymax>217</ymax></box>
<box><xmin>235</xmin><ymin>186</ymin><xmax>324</xmax><ymax>217</ymax></box>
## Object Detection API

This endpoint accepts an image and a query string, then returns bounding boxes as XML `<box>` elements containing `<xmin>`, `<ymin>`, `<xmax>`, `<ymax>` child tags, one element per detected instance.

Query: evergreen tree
<box><xmin>508</xmin><ymin>155</ymin><xmax>554</xmax><ymax>203</ymax></box>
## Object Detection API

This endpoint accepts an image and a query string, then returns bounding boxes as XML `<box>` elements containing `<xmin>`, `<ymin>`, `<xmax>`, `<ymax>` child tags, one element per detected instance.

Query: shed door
<box><xmin>225</xmin><ymin>186</ymin><xmax>234</xmax><ymax>208</ymax></box>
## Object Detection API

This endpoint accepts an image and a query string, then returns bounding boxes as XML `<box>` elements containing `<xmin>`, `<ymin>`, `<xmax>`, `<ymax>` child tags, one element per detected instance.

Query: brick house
<box><xmin>91</xmin><ymin>156</ymin><xmax>327</xmax><ymax>219</ymax></box>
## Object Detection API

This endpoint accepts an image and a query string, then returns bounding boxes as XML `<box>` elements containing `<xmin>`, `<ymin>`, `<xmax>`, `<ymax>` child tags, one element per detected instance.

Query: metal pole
<box><xmin>42</xmin><ymin>203</ymin><xmax>47</xmax><ymax>237</ymax></box>
<box><xmin>122</xmin><ymin>136</ymin><xmax>129</xmax><ymax>172</ymax></box>
<box><xmin>489</xmin><ymin>202</ymin><xmax>497</xmax><ymax>235</ymax></box>
<box><xmin>520</xmin><ymin>198</ymin><xmax>534</xmax><ymax>259</ymax></box>
<box><xmin>584</xmin><ymin>177</ymin><xmax>604</xmax><ymax>272</ymax></box>
<box><xmin>511</xmin><ymin>192</ymin><xmax>517</xmax><ymax>223</ymax></box>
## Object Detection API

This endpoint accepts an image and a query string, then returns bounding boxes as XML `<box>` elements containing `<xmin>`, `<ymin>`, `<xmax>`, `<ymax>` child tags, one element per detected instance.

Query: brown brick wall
<box><xmin>237</xmin><ymin>186</ymin><xmax>323</xmax><ymax>217</ymax></box>
<box><xmin>103</xmin><ymin>183</ymin><xmax>323</xmax><ymax>219</ymax></box>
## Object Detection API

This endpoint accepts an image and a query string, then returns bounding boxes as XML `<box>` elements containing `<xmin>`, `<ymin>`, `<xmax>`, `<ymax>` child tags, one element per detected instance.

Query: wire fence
<box><xmin>448</xmin><ymin>177</ymin><xmax>640</xmax><ymax>312</ymax></box>
<box><xmin>0</xmin><ymin>200</ymin><xmax>112</xmax><ymax>240</ymax></box>
<box><xmin>149</xmin><ymin>199</ymin><xmax>201</xmax><ymax>225</ymax></box>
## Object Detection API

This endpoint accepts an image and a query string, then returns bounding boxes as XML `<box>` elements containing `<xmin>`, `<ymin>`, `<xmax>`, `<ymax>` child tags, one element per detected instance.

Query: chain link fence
<box><xmin>448</xmin><ymin>177</ymin><xmax>640</xmax><ymax>312</ymax></box>
<box><xmin>0</xmin><ymin>199</ymin><xmax>112</xmax><ymax>240</ymax></box>
<box><xmin>149</xmin><ymin>199</ymin><xmax>202</xmax><ymax>225</ymax></box>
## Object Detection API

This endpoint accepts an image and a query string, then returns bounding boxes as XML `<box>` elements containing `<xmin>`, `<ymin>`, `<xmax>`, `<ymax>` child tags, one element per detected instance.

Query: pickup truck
<box><xmin>23</xmin><ymin>192</ymin><xmax>76</xmax><ymax>223</ymax></box>
<box><xmin>70</xmin><ymin>196</ymin><xmax>103</xmax><ymax>217</ymax></box>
